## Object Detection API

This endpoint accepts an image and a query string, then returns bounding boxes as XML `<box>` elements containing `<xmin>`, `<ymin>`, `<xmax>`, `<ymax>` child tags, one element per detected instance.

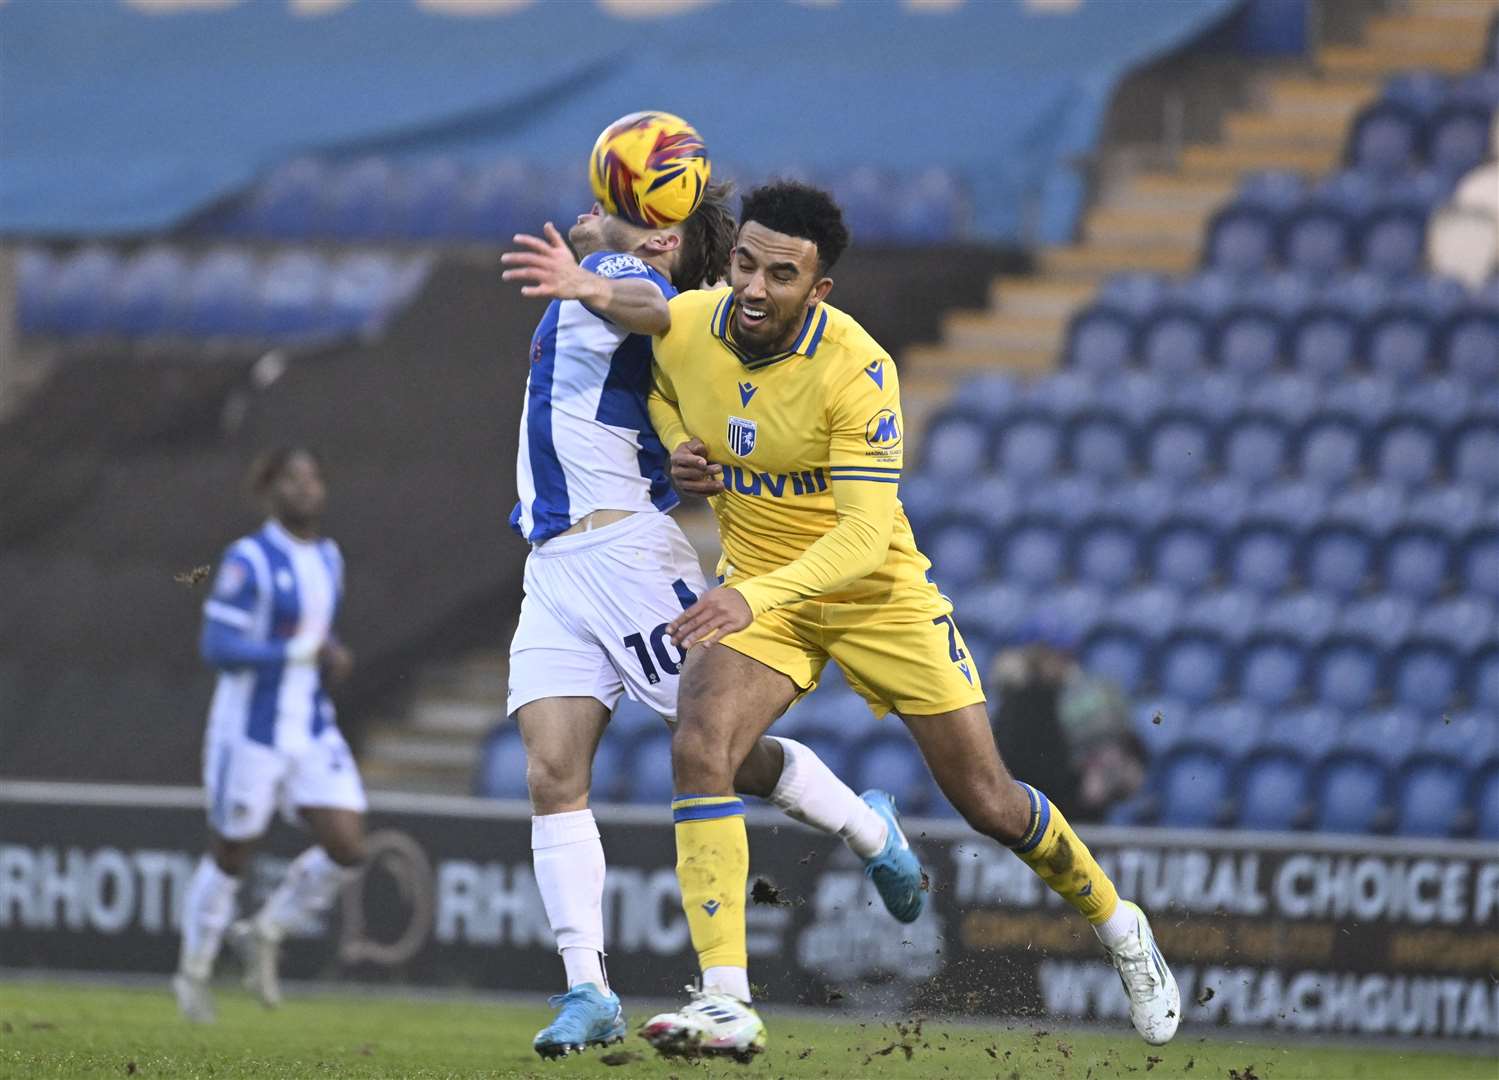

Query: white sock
<box><xmin>178</xmin><ymin>855</ymin><xmax>240</xmax><ymax>980</ymax></box>
<box><xmin>254</xmin><ymin>846</ymin><xmax>354</xmax><ymax>942</ymax></box>
<box><xmin>767</xmin><ymin>737</ymin><xmax>888</xmax><ymax>859</ymax></box>
<box><xmin>1095</xmin><ymin>898</ymin><xmax>1140</xmax><ymax>949</ymax></box>
<box><xmin>703</xmin><ymin>965</ymin><xmax>752</xmax><ymax>1003</ymax></box>
<box><xmin>532</xmin><ymin>810</ymin><xmax>608</xmax><ymax>991</ymax></box>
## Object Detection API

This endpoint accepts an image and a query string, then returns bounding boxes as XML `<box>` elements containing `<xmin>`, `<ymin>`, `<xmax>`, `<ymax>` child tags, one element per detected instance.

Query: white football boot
<box><xmin>226</xmin><ymin>919</ymin><xmax>283</xmax><ymax>1009</ymax></box>
<box><xmin>172</xmin><ymin>972</ymin><xmax>216</xmax><ymax>1024</ymax></box>
<box><xmin>1102</xmin><ymin>900</ymin><xmax>1180</xmax><ymax>1045</ymax></box>
<box><xmin>640</xmin><ymin>987</ymin><xmax>766</xmax><ymax>1063</ymax></box>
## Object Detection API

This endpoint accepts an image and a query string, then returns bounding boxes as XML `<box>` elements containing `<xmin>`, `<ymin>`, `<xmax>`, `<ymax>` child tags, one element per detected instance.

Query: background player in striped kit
<box><xmin>174</xmin><ymin>447</ymin><xmax>367</xmax><ymax>1023</ymax></box>
<box><xmin>500</xmin><ymin>189</ymin><xmax>926</xmax><ymax>1059</ymax></box>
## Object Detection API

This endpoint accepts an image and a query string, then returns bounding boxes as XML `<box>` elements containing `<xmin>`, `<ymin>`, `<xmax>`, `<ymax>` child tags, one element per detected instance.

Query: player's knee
<box><xmin>325</xmin><ymin>835</ymin><xmax>366</xmax><ymax>867</ymax></box>
<box><xmin>210</xmin><ymin>837</ymin><xmax>252</xmax><ymax>876</ymax></box>
<box><xmin>957</xmin><ymin>778</ymin><xmax>1032</xmax><ymax>846</ymax></box>
<box><xmin>525</xmin><ymin>752</ymin><xmax>591</xmax><ymax>812</ymax></box>
<box><xmin>671</xmin><ymin>723</ymin><xmax>733</xmax><ymax>790</ymax></box>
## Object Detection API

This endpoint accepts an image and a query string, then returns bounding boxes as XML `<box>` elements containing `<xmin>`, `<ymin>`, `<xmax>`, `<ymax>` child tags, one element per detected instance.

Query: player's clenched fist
<box><xmin>668</xmin><ymin>585</ymin><xmax>752</xmax><ymax>649</ymax></box>
<box><xmin>670</xmin><ymin>438</ymin><xmax>724</xmax><ymax>496</ymax></box>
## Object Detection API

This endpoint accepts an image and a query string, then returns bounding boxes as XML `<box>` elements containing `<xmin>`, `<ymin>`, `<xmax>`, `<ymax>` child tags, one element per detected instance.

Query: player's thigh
<box><xmin>301</xmin><ymin>806</ymin><xmax>366</xmax><ymax>866</ymax></box>
<box><xmin>508</xmin><ymin>565</ymin><xmax>627</xmax><ymax>719</ymax></box>
<box><xmin>204</xmin><ymin>733</ymin><xmax>286</xmax><ymax>843</ymax></box>
<box><xmin>826</xmin><ymin>601</ymin><xmax>986</xmax><ymax>721</ymax></box>
<box><xmin>515</xmin><ymin>696</ymin><xmax>612</xmax><ymax>812</ymax></box>
<box><xmin>286</xmin><ymin>729</ymin><xmax>368</xmax><ymax>854</ymax></box>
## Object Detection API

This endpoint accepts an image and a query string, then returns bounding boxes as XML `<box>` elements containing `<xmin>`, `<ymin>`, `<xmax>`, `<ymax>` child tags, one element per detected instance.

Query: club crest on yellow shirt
<box><xmin>727</xmin><ymin>415</ymin><xmax>757</xmax><ymax>457</ymax></box>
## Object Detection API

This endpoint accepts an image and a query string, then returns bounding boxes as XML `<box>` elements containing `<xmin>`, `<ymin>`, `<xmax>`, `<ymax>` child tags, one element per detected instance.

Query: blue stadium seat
<box><xmin>474</xmin><ymin>726</ymin><xmax>530</xmax><ymax>800</ymax></box>
<box><xmin>256</xmin><ymin>251</ymin><xmax>329</xmax><ymax>337</ymax></box>
<box><xmin>1313</xmin><ymin>635</ymin><xmax>1383</xmax><ymax>714</ymax></box>
<box><xmin>1382</xmin><ymin>524</ymin><xmax>1451</xmax><ymax>600</ymax></box>
<box><xmin>1236</xmin><ymin>170</ymin><xmax>1307</xmax><ymax>214</ymax></box>
<box><xmin>1258</xmin><ymin>591</ymin><xmax>1340</xmax><ymax>648</ymax></box>
<box><xmin>1406</xmin><ymin>484</ymin><xmax>1485</xmax><ymax>538</ymax></box>
<box><xmin>327</xmin><ymin>252</ymin><xmax>400</xmax><ymax>335</ymax></box>
<box><xmin>1381</xmin><ymin>168</ymin><xmax>1451</xmax><ymax>214</ymax></box>
<box><xmin>1033</xmin><ymin>583</ymin><xmax>1109</xmax><ymax>646</ymax></box>
<box><xmin>1191</xmin><ymin>700</ymin><xmax>1267</xmax><ymax>759</ymax></box>
<box><xmin>589</xmin><ymin>735</ymin><xmax>629</xmax><ymax>802</ymax></box>
<box><xmin>958</xmin><ymin>582</ymin><xmax>1033</xmax><ymax>643</ymax></box>
<box><xmin>1461</xmin><ymin>526</ymin><xmax>1499</xmax><ymax>602</ymax></box>
<box><xmin>324</xmin><ymin>157</ymin><xmax>397</xmax><ymax>240</ymax></box>
<box><xmin>1329</xmin><ymin>481</ymin><xmax>1406</xmax><ymax>538</ymax></box>
<box><xmin>1110</xmin><ymin>370</ymin><xmax>1171</xmax><ymax>426</ymax></box>
<box><xmin>1255</xmin><ymin>479</ymin><xmax>1328</xmax><ymax>535</ymax></box>
<box><xmin>968</xmin><ymin>476</ymin><xmax>1026</xmax><ymax>532</ymax></box>
<box><xmin>1222</xmin><ymin>413</ymin><xmax>1290</xmax><ymax>488</ymax></box>
<box><xmin>1399</xmin><ymin>373</ymin><xmax>1469</xmax><ymax>429</ymax></box>
<box><xmin>1392</xmin><ymin>639</ymin><xmax>1463</xmax><ymax>713</ymax></box>
<box><xmin>609</xmin><ymin>696</ymin><xmax>662</xmax><ymax>741</ymax></box>
<box><xmin>1262</xmin><ymin>704</ymin><xmax>1343</xmax><ymax>761</ymax></box>
<box><xmin>924</xmin><ymin>513</ymin><xmax>992</xmax><ymax>591</ymax></box>
<box><xmin>1140</xmin><ymin>309</ymin><xmax>1210</xmax><ymax>377</ymax></box>
<box><xmin>1237</xmin><ymin>633</ymin><xmax>1307</xmax><ymax>708</ymax></box>
<box><xmin>1228</xmin><ymin>520</ymin><xmax>1297</xmax><ymax>594</ymax></box>
<box><xmin>1099</xmin><ymin>476</ymin><xmax>1176</xmax><ymax>530</ymax></box>
<box><xmin>1312</xmin><ymin>169</ymin><xmax>1380</xmax><ymax>221</ymax></box>
<box><xmin>1373</xmin><ymin>416</ymin><xmax>1442</xmax><ymax>489</ymax></box>
<box><xmin>1065</xmin><ymin>306</ymin><xmax>1135</xmax><ymax>376</ymax></box>
<box><xmin>1365</xmin><ymin>308</ymin><xmax>1435</xmax><ymax>383</ymax></box>
<box><xmin>1026</xmin><ymin>370</ymin><xmax>1096</xmax><ymax>420</ymax></box>
<box><xmin>1427</xmin><ymin>104</ymin><xmax>1492</xmax><ymax>178</ymax></box>
<box><xmin>1215</xmin><ymin>307</ymin><xmax>1282</xmax><ymax>378</ymax></box>
<box><xmin>994</xmin><ymin>413</ymin><xmax>1062</xmax><ymax>480</ymax></box>
<box><xmin>1415</xmin><ymin>596</ymin><xmax>1495</xmax><ymax>656</ymax></box>
<box><xmin>1288</xmin><ymin>309</ymin><xmax>1359</xmax><ymax>381</ymax></box>
<box><xmin>1322</xmin><ymin>271</ymin><xmax>1392</xmax><ymax>319</ymax></box>
<box><xmin>1157</xmin><ymin>630</ymin><xmax>1229</xmax><ymax>705</ymax></box>
<box><xmin>955</xmin><ymin>372</ymin><xmax>1022</xmax><ymax>423</ymax></box>
<box><xmin>1475</xmin><ymin>764</ymin><xmax>1499</xmax><ymax>841</ymax></box>
<box><xmin>1205</xmin><ymin>205</ymin><xmax>1277</xmax><ymax>276</ymax></box>
<box><xmin>1146</xmin><ymin>413</ymin><xmax>1212</xmax><ymax>483</ymax></box>
<box><xmin>1175</xmin><ymin>270</ymin><xmax>1247</xmax><ymax>321</ymax></box>
<box><xmin>998</xmin><ymin>516</ymin><xmax>1067</xmax><ymax>591</ymax></box>
<box><xmin>1249</xmin><ymin>372</ymin><xmax>1323</xmax><ymax>426</ymax></box>
<box><xmin>1281</xmin><ymin>206</ymin><xmax>1352</xmax><ymax>277</ymax></box>
<box><xmin>898</xmin><ymin>475</ymin><xmax>946</xmax><ymax>537</ymax></box>
<box><xmin>106</xmin><ymin>246</ymin><xmax>187</xmax><ymax>336</ymax></box>
<box><xmin>1347</xmin><ymin>101</ymin><xmax>1423</xmax><ymax>178</ymax></box>
<box><xmin>1108</xmin><ymin>584</ymin><xmax>1184</xmax><ymax>642</ymax></box>
<box><xmin>896</xmin><ymin>168</ymin><xmax>966</xmax><ymax>243</ymax></box>
<box><xmin>1336</xmin><ymin>593</ymin><xmax>1416</xmax><ymax>652</ymax></box>
<box><xmin>1081</xmin><ymin>625</ymin><xmax>1149</xmax><ymax>695</ymax></box>
<box><xmin>1420</xmin><ymin>710</ymin><xmax>1499</xmax><ymax>764</ymax></box>
<box><xmin>244</xmin><ymin>158</ymin><xmax>328</xmax><ymax>238</ymax></box>
<box><xmin>392</xmin><ymin>158</ymin><xmax>465</xmax><ymax>239</ymax></box>
<box><xmin>1157</xmin><ymin>747</ymin><xmax>1233</xmax><ymax>828</ymax></box>
<box><xmin>1316</xmin><ymin>753</ymin><xmax>1391</xmax><ymax>834</ymax></box>
<box><xmin>184</xmin><ymin>249</ymin><xmax>259</xmax><ymax>337</ymax></box>
<box><xmin>1359</xmin><ymin>207</ymin><xmax>1426</xmax><ymax>280</ymax></box>
<box><xmin>49</xmin><ymin>246</ymin><xmax>120</xmax><ymax>335</ymax></box>
<box><xmin>1244</xmin><ymin>270</ymin><xmax>1318</xmax><ymax>319</ymax></box>
<box><xmin>622</xmin><ymin>730</ymin><xmax>676</xmax><ymax>803</ymax></box>
<box><xmin>1170</xmin><ymin>370</ymin><xmax>1246</xmax><ymax>425</ymax></box>
<box><xmin>1393</xmin><ymin>274</ymin><xmax>1470</xmax><ymax>319</ymax></box>
<box><xmin>1321</xmin><ymin>374</ymin><xmax>1398</xmax><ymax>428</ymax></box>
<box><xmin>1451</xmin><ymin>418</ymin><xmax>1499</xmax><ymax>491</ymax></box>
<box><xmin>1302</xmin><ymin>522</ymin><xmax>1375</xmax><ymax>597</ymax></box>
<box><xmin>1441</xmin><ymin>310</ymin><xmax>1499</xmax><ymax>383</ymax></box>
<box><xmin>1150</xmin><ymin>517</ymin><xmax>1219</xmax><ymax>593</ymax></box>
<box><xmin>1066</xmin><ymin>410</ymin><xmax>1135</xmax><ymax>480</ymax></box>
<box><xmin>1072</xmin><ymin>516</ymin><xmax>1141</xmax><ymax>590</ymax></box>
<box><xmin>1296</xmin><ymin>413</ymin><xmax>1364</xmax><ymax>488</ymax></box>
<box><xmin>1452</xmin><ymin>65</ymin><xmax>1499</xmax><ymax>106</ymax></box>
<box><xmin>1132</xmin><ymin>696</ymin><xmax>1191</xmax><ymax>756</ymax></box>
<box><xmin>1381</xmin><ymin>70</ymin><xmax>1451</xmax><ymax>119</ymax></box>
<box><xmin>1180</xmin><ymin>587</ymin><xmax>1261</xmax><ymax>646</ymax></box>
<box><xmin>1236</xmin><ymin>750</ymin><xmax>1313</xmax><ymax>831</ymax></box>
<box><xmin>1175</xmin><ymin>477</ymin><xmax>1252</xmax><ymax>530</ymax></box>
<box><xmin>1021</xmin><ymin>474</ymin><xmax>1100</xmax><ymax>527</ymax></box>
<box><xmin>1098</xmin><ymin>272</ymin><xmax>1171</xmax><ymax>317</ymax></box>
<box><xmin>921</xmin><ymin>410</ymin><xmax>990</xmax><ymax>477</ymax></box>
<box><xmin>1394</xmin><ymin>756</ymin><xmax>1469</xmax><ymax>838</ymax></box>
<box><xmin>853</xmin><ymin>736</ymin><xmax>932</xmax><ymax>815</ymax></box>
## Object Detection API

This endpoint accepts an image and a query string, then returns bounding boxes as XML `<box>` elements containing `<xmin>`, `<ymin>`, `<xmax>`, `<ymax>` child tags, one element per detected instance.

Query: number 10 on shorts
<box><xmin>623</xmin><ymin>623</ymin><xmax>687</xmax><ymax>685</ymax></box>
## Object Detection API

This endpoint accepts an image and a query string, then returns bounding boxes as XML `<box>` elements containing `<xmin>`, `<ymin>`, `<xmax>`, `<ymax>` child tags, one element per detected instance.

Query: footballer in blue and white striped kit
<box><xmin>174</xmin><ymin>447</ymin><xmax>367</xmax><ymax>1024</ymax></box>
<box><xmin>499</xmin><ymin>187</ymin><xmax>926</xmax><ymax>1059</ymax></box>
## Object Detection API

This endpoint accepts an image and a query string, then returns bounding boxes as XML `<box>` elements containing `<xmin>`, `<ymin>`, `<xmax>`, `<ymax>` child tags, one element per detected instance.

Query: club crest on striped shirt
<box><xmin>727</xmin><ymin>415</ymin><xmax>757</xmax><ymax>457</ymax></box>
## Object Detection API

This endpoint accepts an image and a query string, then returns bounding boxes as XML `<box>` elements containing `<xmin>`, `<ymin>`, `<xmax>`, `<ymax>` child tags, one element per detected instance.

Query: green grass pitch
<box><xmin>1</xmin><ymin>980</ymin><xmax>1492</xmax><ymax>1080</ymax></box>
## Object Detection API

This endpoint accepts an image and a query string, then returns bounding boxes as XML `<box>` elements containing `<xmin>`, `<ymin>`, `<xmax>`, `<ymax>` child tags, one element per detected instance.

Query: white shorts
<box><xmin>507</xmin><ymin>511</ymin><xmax>709</xmax><ymax>719</ymax></box>
<box><xmin>203</xmin><ymin>725</ymin><xmax>368</xmax><ymax>842</ymax></box>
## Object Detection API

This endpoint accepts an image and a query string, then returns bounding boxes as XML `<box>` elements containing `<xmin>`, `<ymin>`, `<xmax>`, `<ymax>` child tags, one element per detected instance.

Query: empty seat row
<box><xmin>17</xmin><ymin>246</ymin><xmax>431</xmax><ymax>340</ymax></box>
<box><xmin>1345</xmin><ymin>98</ymin><xmax>1495</xmax><ymax>180</ymax></box>
<box><xmin>1066</xmin><ymin>297</ymin><xmax>1499</xmax><ymax>380</ymax></box>
<box><xmin>1208</xmin><ymin>201</ymin><xmax>1437</xmax><ymax>279</ymax></box>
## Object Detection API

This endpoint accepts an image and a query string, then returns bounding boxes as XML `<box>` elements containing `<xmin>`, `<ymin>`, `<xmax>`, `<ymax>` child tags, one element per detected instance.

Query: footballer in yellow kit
<box><xmin>649</xmin><ymin>286</ymin><xmax>984</xmax><ymax>718</ymax></box>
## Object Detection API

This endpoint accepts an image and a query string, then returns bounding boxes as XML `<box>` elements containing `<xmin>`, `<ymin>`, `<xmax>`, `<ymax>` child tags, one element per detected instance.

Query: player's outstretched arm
<box><xmin>501</xmin><ymin>222</ymin><xmax>671</xmax><ymax>336</ymax></box>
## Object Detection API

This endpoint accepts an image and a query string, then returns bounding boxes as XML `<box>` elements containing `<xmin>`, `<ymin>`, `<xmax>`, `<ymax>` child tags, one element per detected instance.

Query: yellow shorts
<box><xmin>720</xmin><ymin>583</ymin><xmax>987</xmax><ymax>719</ymax></box>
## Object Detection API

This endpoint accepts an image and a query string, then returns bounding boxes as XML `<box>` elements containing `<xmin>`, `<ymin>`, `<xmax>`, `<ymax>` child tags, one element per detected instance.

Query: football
<box><xmin>588</xmin><ymin>110</ymin><xmax>710</xmax><ymax>228</ymax></box>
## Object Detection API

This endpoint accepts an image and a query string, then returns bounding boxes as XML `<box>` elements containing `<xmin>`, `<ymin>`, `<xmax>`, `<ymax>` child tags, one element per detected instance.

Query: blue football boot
<box><xmin>859</xmin><ymin>789</ymin><xmax>925</xmax><ymax>923</ymax></box>
<box><xmin>532</xmin><ymin>985</ymin><xmax>627</xmax><ymax>1059</ymax></box>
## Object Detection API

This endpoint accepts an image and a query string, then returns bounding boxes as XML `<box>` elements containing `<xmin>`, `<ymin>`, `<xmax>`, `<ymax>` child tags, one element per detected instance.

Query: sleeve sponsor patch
<box><xmin>213</xmin><ymin>558</ymin><xmax>247</xmax><ymax>600</ymax></box>
<box><xmin>864</xmin><ymin>408</ymin><xmax>902</xmax><ymax>449</ymax></box>
<box><xmin>592</xmin><ymin>253</ymin><xmax>650</xmax><ymax>279</ymax></box>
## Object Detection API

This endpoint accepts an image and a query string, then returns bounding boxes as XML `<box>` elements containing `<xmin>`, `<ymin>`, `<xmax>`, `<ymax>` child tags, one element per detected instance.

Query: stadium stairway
<box><xmin>900</xmin><ymin>0</ymin><xmax>1497</xmax><ymax>430</ymax></box>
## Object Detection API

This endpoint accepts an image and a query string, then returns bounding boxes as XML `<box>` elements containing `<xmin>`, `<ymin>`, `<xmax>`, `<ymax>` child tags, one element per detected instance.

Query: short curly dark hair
<box><xmin>247</xmin><ymin>446</ymin><xmax>321</xmax><ymax>499</ymax></box>
<box><xmin>740</xmin><ymin>181</ymin><xmax>850</xmax><ymax>274</ymax></box>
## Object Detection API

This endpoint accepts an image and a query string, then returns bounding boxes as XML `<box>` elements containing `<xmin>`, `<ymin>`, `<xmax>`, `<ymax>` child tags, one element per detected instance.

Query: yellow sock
<box><xmin>673</xmin><ymin>795</ymin><xmax>749</xmax><ymax>970</ymax></box>
<box><xmin>1010</xmin><ymin>781</ymin><xmax>1119</xmax><ymax>925</ymax></box>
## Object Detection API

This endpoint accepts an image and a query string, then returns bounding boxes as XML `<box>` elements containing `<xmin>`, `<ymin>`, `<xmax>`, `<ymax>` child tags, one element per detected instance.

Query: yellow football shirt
<box><xmin>649</xmin><ymin>287</ymin><xmax>933</xmax><ymax>618</ymax></box>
